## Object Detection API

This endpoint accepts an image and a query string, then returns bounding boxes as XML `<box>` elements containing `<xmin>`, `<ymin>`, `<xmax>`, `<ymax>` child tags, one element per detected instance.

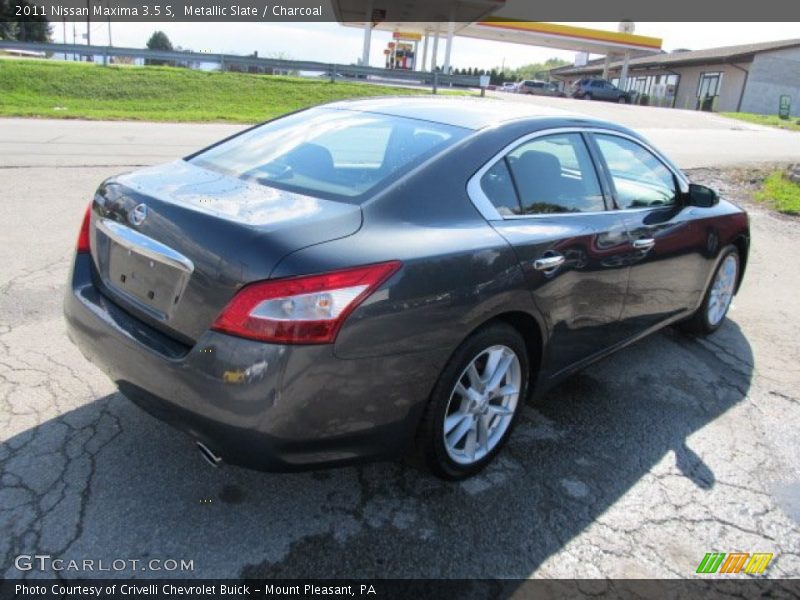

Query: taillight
<box><xmin>212</xmin><ymin>261</ymin><xmax>402</xmax><ymax>344</ymax></box>
<box><xmin>76</xmin><ymin>203</ymin><xmax>92</xmax><ymax>253</ymax></box>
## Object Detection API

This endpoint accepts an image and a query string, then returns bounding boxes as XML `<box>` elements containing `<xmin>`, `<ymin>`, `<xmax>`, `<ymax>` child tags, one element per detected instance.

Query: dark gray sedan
<box><xmin>64</xmin><ymin>98</ymin><xmax>749</xmax><ymax>479</ymax></box>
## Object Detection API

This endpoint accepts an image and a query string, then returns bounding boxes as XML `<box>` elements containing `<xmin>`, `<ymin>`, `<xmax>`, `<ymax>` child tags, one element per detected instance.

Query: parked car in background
<box><xmin>65</xmin><ymin>98</ymin><xmax>749</xmax><ymax>480</ymax></box>
<box><xmin>517</xmin><ymin>80</ymin><xmax>565</xmax><ymax>97</ymax></box>
<box><xmin>571</xmin><ymin>78</ymin><xmax>633</xmax><ymax>103</ymax></box>
<box><xmin>501</xmin><ymin>82</ymin><xmax>518</xmax><ymax>93</ymax></box>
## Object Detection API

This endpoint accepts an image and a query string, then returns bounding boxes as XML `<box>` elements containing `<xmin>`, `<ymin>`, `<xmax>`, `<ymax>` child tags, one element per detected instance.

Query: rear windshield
<box><xmin>189</xmin><ymin>107</ymin><xmax>469</xmax><ymax>201</ymax></box>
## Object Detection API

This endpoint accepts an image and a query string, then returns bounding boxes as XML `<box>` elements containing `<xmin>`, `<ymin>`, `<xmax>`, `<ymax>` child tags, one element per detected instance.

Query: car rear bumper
<box><xmin>64</xmin><ymin>253</ymin><xmax>443</xmax><ymax>471</ymax></box>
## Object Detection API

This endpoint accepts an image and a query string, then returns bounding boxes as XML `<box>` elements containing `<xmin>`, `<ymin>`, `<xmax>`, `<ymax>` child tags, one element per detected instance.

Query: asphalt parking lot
<box><xmin>1</xmin><ymin>101</ymin><xmax>800</xmax><ymax>580</ymax></box>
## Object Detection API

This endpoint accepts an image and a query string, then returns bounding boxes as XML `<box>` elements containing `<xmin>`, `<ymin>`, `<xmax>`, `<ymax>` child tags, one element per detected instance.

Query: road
<box><xmin>1</xmin><ymin>107</ymin><xmax>799</xmax><ymax>580</ymax></box>
<box><xmin>3</xmin><ymin>95</ymin><xmax>800</xmax><ymax>169</ymax></box>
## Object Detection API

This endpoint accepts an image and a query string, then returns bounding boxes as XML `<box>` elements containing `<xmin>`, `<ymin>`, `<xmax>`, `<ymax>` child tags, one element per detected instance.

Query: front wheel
<box><xmin>584</xmin><ymin>93</ymin><xmax>593</xmax><ymax>100</ymax></box>
<box><xmin>679</xmin><ymin>247</ymin><xmax>739</xmax><ymax>335</ymax></box>
<box><xmin>419</xmin><ymin>323</ymin><xmax>529</xmax><ymax>480</ymax></box>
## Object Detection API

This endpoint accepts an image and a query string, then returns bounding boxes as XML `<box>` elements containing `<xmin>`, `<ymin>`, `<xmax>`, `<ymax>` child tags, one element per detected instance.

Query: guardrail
<box><xmin>0</xmin><ymin>40</ymin><xmax>481</xmax><ymax>91</ymax></box>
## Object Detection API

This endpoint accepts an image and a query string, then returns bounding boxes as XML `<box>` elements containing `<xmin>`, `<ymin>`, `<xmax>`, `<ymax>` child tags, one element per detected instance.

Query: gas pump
<box><xmin>385</xmin><ymin>32</ymin><xmax>421</xmax><ymax>70</ymax></box>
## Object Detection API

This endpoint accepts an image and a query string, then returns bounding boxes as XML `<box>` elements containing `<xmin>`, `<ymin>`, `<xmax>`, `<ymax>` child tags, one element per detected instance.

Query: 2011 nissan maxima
<box><xmin>64</xmin><ymin>98</ymin><xmax>749</xmax><ymax>479</ymax></box>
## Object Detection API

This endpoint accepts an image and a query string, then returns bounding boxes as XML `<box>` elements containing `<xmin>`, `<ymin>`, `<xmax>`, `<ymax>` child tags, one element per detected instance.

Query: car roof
<box><xmin>323</xmin><ymin>96</ymin><xmax>594</xmax><ymax>131</ymax></box>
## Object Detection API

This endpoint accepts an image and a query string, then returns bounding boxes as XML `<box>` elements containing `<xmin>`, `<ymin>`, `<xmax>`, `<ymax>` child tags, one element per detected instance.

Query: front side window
<box><xmin>190</xmin><ymin>108</ymin><xmax>468</xmax><ymax>201</ymax></box>
<box><xmin>479</xmin><ymin>133</ymin><xmax>605</xmax><ymax>216</ymax></box>
<box><xmin>594</xmin><ymin>134</ymin><xmax>677</xmax><ymax>209</ymax></box>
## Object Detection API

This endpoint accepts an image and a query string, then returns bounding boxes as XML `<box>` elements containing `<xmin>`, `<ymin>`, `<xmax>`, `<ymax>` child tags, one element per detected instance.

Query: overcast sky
<box><xmin>60</xmin><ymin>22</ymin><xmax>800</xmax><ymax>70</ymax></box>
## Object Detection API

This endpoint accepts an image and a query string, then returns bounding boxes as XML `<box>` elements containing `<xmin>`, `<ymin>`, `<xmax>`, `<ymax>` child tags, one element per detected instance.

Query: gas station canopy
<box><xmin>461</xmin><ymin>19</ymin><xmax>662</xmax><ymax>55</ymax></box>
<box><xmin>333</xmin><ymin>0</ymin><xmax>662</xmax><ymax>82</ymax></box>
<box><xmin>332</xmin><ymin>0</ymin><xmax>506</xmax><ymax>26</ymax></box>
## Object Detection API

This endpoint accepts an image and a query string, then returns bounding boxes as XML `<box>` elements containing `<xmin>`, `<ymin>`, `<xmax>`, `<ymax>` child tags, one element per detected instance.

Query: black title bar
<box><xmin>6</xmin><ymin>0</ymin><xmax>800</xmax><ymax>22</ymax></box>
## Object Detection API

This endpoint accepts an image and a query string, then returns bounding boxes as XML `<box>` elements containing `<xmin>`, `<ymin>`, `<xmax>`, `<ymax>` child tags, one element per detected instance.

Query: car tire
<box><xmin>584</xmin><ymin>93</ymin><xmax>593</xmax><ymax>100</ymax></box>
<box><xmin>418</xmin><ymin>322</ymin><xmax>529</xmax><ymax>480</ymax></box>
<box><xmin>679</xmin><ymin>246</ymin><xmax>740</xmax><ymax>336</ymax></box>
<box><xmin>618</xmin><ymin>96</ymin><xmax>628</xmax><ymax>104</ymax></box>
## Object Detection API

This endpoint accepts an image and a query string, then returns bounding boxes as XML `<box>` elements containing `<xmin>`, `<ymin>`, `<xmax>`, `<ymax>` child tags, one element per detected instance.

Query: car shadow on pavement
<box><xmin>0</xmin><ymin>321</ymin><xmax>752</xmax><ymax>579</ymax></box>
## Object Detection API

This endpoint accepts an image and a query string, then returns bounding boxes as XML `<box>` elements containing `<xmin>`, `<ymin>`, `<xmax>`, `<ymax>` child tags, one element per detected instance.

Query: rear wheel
<box><xmin>679</xmin><ymin>247</ymin><xmax>739</xmax><ymax>335</ymax></box>
<box><xmin>618</xmin><ymin>96</ymin><xmax>628</xmax><ymax>104</ymax></box>
<box><xmin>419</xmin><ymin>323</ymin><xmax>529</xmax><ymax>480</ymax></box>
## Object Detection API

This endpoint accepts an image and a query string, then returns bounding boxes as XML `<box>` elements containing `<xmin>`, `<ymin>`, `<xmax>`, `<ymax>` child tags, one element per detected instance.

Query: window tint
<box><xmin>314</xmin><ymin>122</ymin><xmax>392</xmax><ymax>168</ymax></box>
<box><xmin>594</xmin><ymin>134</ymin><xmax>677</xmax><ymax>209</ymax></box>
<box><xmin>480</xmin><ymin>159</ymin><xmax>519</xmax><ymax>216</ymax></box>
<box><xmin>506</xmin><ymin>133</ymin><xmax>605</xmax><ymax>215</ymax></box>
<box><xmin>190</xmin><ymin>108</ymin><xmax>467</xmax><ymax>201</ymax></box>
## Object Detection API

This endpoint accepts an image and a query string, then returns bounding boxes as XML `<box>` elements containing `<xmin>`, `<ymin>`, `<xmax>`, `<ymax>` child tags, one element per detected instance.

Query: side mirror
<box><xmin>686</xmin><ymin>183</ymin><xmax>719</xmax><ymax>208</ymax></box>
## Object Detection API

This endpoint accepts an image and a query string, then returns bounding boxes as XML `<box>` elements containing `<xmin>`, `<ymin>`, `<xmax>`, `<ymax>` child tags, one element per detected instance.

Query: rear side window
<box><xmin>594</xmin><ymin>134</ymin><xmax>678</xmax><ymax>209</ymax></box>
<box><xmin>480</xmin><ymin>159</ymin><xmax>519</xmax><ymax>216</ymax></box>
<box><xmin>479</xmin><ymin>133</ymin><xmax>606</xmax><ymax>216</ymax></box>
<box><xmin>189</xmin><ymin>108</ymin><xmax>468</xmax><ymax>201</ymax></box>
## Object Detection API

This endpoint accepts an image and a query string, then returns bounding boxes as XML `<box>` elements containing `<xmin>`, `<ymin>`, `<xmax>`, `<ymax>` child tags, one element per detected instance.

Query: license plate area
<box><xmin>95</xmin><ymin>219</ymin><xmax>194</xmax><ymax>321</ymax></box>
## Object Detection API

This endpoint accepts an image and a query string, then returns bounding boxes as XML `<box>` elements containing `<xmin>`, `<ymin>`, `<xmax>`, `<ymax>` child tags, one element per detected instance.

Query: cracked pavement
<box><xmin>1</xmin><ymin>116</ymin><xmax>799</xmax><ymax>581</ymax></box>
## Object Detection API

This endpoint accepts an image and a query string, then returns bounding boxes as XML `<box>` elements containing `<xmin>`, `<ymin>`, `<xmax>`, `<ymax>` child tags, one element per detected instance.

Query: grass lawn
<box><xmin>754</xmin><ymin>171</ymin><xmax>800</xmax><ymax>214</ymax></box>
<box><xmin>721</xmin><ymin>111</ymin><xmax>800</xmax><ymax>132</ymax></box>
<box><xmin>0</xmin><ymin>59</ymin><xmax>462</xmax><ymax>123</ymax></box>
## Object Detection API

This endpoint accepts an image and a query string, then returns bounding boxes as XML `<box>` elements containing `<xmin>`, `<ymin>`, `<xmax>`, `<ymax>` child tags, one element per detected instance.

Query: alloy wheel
<box><xmin>707</xmin><ymin>254</ymin><xmax>738</xmax><ymax>326</ymax></box>
<box><xmin>442</xmin><ymin>345</ymin><xmax>521</xmax><ymax>465</ymax></box>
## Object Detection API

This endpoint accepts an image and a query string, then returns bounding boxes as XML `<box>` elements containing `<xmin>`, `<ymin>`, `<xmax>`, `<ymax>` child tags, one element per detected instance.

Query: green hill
<box><xmin>0</xmin><ymin>58</ymin><xmax>447</xmax><ymax>123</ymax></box>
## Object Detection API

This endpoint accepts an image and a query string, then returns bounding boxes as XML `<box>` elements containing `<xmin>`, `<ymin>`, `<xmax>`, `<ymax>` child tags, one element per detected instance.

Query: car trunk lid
<box><xmin>89</xmin><ymin>160</ymin><xmax>362</xmax><ymax>343</ymax></box>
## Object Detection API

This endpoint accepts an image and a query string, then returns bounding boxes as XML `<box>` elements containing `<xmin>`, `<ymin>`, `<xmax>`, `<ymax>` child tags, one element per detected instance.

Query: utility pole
<box><xmin>62</xmin><ymin>18</ymin><xmax>67</xmax><ymax>60</ymax></box>
<box><xmin>106</xmin><ymin>0</ymin><xmax>112</xmax><ymax>46</ymax></box>
<box><xmin>86</xmin><ymin>0</ymin><xmax>91</xmax><ymax>61</ymax></box>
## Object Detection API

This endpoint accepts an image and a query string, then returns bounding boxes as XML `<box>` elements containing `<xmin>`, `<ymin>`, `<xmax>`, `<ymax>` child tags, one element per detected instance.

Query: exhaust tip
<box><xmin>196</xmin><ymin>441</ymin><xmax>222</xmax><ymax>468</ymax></box>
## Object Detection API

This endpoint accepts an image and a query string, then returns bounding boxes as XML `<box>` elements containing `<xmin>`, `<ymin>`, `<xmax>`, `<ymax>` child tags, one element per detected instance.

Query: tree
<box><xmin>145</xmin><ymin>30</ymin><xmax>174</xmax><ymax>65</ymax></box>
<box><xmin>0</xmin><ymin>0</ymin><xmax>52</xmax><ymax>42</ymax></box>
<box><xmin>146</xmin><ymin>30</ymin><xmax>173</xmax><ymax>51</ymax></box>
<box><xmin>512</xmin><ymin>57</ymin><xmax>570</xmax><ymax>82</ymax></box>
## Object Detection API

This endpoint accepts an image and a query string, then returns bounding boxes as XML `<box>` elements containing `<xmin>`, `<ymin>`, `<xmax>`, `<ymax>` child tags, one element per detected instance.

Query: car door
<box><xmin>604</xmin><ymin>81</ymin><xmax>621</xmax><ymax>101</ymax></box>
<box><xmin>469</xmin><ymin>130</ymin><xmax>633</xmax><ymax>376</ymax></box>
<box><xmin>588</xmin><ymin>132</ymin><xmax>710</xmax><ymax>335</ymax></box>
<box><xmin>592</xmin><ymin>80</ymin><xmax>609</xmax><ymax>100</ymax></box>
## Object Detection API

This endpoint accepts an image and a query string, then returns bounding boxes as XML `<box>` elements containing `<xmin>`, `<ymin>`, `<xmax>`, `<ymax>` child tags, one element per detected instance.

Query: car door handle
<box><xmin>533</xmin><ymin>254</ymin><xmax>566</xmax><ymax>271</ymax></box>
<box><xmin>632</xmin><ymin>238</ymin><xmax>656</xmax><ymax>250</ymax></box>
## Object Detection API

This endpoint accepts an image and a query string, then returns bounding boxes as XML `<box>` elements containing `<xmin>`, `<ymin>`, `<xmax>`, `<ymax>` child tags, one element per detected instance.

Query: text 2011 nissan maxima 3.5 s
<box><xmin>64</xmin><ymin>98</ymin><xmax>749</xmax><ymax>479</ymax></box>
